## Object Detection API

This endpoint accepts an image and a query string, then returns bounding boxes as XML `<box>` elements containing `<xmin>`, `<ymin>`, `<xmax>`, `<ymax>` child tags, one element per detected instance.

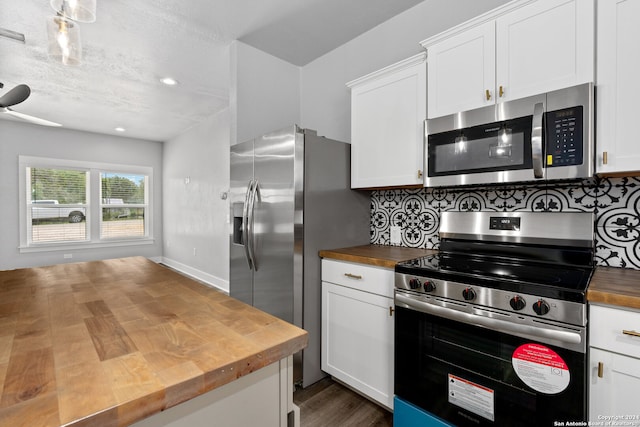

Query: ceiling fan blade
<box><xmin>2</xmin><ymin>108</ymin><xmax>62</xmax><ymax>127</ymax></box>
<box><xmin>0</xmin><ymin>84</ymin><xmax>31</xmax><ymax>108</ymax></box>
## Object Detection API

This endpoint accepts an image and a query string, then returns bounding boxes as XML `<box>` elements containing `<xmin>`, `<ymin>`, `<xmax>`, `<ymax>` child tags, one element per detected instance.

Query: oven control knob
<box><xmin>462</xmin><ymin>287</ymin><xmax>476</xmax><ymax>301</ymax></box>
<box><xmin>423</xmin><ymin>280</ymin><xmax>436</xmax><ymax>292</ymax></box>
<box><xmin>408</xmin><ymin>278</ymin><xmax>421</xmax><ymax>290</ymax></box>
<box><xmin>533</xmin><ymin>299</ymin><xmax>550</xmax><ymax>316</ymax></box>
<box><xmin>509</xmin><ymin>295</ymin><xmax>526</xmax><ymax>311</ymax></box>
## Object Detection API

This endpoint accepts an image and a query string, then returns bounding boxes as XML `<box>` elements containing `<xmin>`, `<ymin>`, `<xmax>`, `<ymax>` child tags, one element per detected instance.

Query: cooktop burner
<box><xmin>396</xmin><ymin>252</ymin><xmax>594</xmax><ymax>292</ymax></box>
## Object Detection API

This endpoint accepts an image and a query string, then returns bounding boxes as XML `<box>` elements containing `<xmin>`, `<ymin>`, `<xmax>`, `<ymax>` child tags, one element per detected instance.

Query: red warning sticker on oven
<box><xmin>512</xmin><ymin>343</ymin><xmax>570</xmax><ymax>394</ymax></box>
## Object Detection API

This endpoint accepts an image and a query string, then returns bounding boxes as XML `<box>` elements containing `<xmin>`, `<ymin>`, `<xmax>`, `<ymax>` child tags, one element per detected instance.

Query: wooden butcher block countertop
<box><xmin>588</xmin><ymin>266</ymin><xmax>640</xmax><ymax>310</ymax></box>
<box><xmin>0</xmin><ymin>257</ymin><xmax>307</xmax><ymax>427</ymax></box>
<box><xmin>319</xmin><ymin>244</ymin><xmax>435</xmax><ymax>268</ymax></box>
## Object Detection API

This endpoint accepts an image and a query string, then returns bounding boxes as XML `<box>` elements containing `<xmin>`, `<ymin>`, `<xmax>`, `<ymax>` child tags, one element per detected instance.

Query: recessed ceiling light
<box><xmin>160</xmin><ymin>77</ymin><xmax>178</xmax><ymax>86</ymax></box>
<box><xmin>115</xmin><ymin>127</ymin><xmax>126</xmax><ymax>132</ymax></box>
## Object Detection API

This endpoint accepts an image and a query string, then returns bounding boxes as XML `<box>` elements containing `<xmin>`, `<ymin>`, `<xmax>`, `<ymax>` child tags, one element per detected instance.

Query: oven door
<box><xmin>394</xmin><ymin>301</ymin><xmax>586</xmax><ymax>426</ymax></box>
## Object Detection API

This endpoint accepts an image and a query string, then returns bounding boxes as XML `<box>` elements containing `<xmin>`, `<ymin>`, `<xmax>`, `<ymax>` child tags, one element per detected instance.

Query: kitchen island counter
<box><xmin>0</xmin><ymin>256</ymin><xmax>307</xmax><ymax>427</ymax></box>
<box><xmin>587</xmin><ymin>266</ymin><xmax>640</xmax><ymax>310</ymax></box>
<box><xmin>319</xmin><ymin>244</ymin><xmax>435</xmax><ymax>268</ymax></box>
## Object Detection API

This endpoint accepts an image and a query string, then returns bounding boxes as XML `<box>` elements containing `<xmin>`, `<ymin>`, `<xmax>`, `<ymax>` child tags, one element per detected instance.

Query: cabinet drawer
<box><xmin>321</xmin><ymin>259</ymin><xmax>394</xmax><ymax>298</ymax></box>
<box><xmin>590</xmin><ymin>304</ymin><xmax>640</xmax><ymax>355</ymax></box>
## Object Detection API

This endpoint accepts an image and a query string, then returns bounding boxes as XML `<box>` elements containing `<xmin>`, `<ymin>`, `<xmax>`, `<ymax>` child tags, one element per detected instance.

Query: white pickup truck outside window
<box><xmin>31</xmin><ymin>200</ymin><xmax>86</xmax><ymax>223</ymax></box>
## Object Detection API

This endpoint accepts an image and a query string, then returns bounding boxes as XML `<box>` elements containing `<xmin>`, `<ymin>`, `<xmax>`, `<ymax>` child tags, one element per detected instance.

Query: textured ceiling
<box><xmin>0</xmin><ymin>0</ymin><xmax>423</xmax><ymax>142</ymax></box>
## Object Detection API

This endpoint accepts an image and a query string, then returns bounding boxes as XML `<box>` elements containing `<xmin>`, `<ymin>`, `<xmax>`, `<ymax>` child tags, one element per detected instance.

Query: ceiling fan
<box><xmin>0</xmin><ymin>82</ymin><xmax>62</xmax><ymax>127</ymax></box>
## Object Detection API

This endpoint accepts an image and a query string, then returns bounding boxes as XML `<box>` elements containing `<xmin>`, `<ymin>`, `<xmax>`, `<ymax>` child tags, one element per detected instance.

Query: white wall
<box><xmin>162</xmin><ymin>109</ymin><xmax>230</xmax><ymax>291</ymax></box>
<box><xmin>300</xmin><ymin>0</ymin><xmax>510</xmax><ymax>142</ymax></box>
<box><xmin>230</xmin><ymin>41</ymin><xmax>301</xmax><ymax>145</ymax></box>
<box><xmin>0</xmin><ymin>120</ymin><xmax>163</xmax><ymax>270</ymax></box>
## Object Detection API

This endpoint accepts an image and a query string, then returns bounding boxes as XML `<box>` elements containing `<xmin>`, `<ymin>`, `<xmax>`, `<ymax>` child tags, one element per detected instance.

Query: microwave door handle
<box><xmin>531</xmin><ymin>102</ymin><xmax>544</xmax><ymax>179</ymax></box>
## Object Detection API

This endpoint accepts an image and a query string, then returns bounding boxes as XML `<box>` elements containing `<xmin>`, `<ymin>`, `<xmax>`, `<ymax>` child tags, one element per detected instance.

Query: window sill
<box><xmin>18</xmin><ymin>238</ymin><xmax>155</xmax><ymax>253</ymax></box>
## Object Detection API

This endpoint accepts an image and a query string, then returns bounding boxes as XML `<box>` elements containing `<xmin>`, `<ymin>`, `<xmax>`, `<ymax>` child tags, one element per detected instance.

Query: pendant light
<box><xmin>47</xmin><ymin>15</ymin><xmax>82</xmax><ymax>66</ymax></box>
<box><xmin>50</xmin><ymin>0</ymin><xmax>96</xmax><ymax>23</ymax></box>
<box><xmin>47</xmin><ymin>0</ymin><xmax>96</xmax><ymax>66</ymax></box>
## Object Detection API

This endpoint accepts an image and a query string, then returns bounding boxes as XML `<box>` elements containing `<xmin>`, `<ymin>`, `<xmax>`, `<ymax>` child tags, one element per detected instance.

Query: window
<box><xmin>19</xmin><ymin>156</ymin><xmax>153</xmax><ymax>251</ymax></box>
<box><xmin>100</xmin><ymin>172</ymin><xmax>147</xmax><ymax>239</ymax></box>
<box><xmin>28</xmin><ymin>167</ymin><xmax>89</xmax><ymax>244</ymax></box>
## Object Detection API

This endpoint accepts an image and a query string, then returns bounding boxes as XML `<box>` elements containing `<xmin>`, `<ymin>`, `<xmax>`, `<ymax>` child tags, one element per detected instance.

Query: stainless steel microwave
<box><xmin>425</xmin><ymin>83</ymin><xmax>594</xmax><ymax>187</ymax></box>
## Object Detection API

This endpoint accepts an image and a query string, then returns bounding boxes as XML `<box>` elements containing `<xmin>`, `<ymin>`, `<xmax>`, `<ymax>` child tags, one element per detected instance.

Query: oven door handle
<box><xmin>395</xmin><ymin>292</ymin><xmax>582</xmax><ymax>345</ymax></box>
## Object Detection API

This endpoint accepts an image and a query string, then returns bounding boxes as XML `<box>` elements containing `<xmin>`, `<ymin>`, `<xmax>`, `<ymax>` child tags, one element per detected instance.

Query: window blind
<box><xmin>100</xmin><ymin>172</ymin><xmax>147</xmax><ymax>239</ymax></box>
<box><xmin>28</xmin><ymin>167</ymin><xmax>88</xmax><ymax>243</ymax></box>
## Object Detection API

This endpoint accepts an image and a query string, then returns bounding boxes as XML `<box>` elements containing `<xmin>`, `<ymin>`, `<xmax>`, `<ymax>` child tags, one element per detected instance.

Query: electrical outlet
<box><xmin>390</xmin><ymin>226</ymin><xmax>402</xmax><ymax>245</ymax></box>
<box><xmin>63</xmin><ymin>253</ymin><xmax>73</xmax><ymax>259</ymax></box>
<box><xmin>193</xmin><ymin>247</ymin><xmax>197</xmax><ymax>256</ymax></box>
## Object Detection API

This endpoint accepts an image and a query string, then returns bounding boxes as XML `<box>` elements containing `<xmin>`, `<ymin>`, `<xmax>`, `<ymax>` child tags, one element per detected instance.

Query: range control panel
<box><xmin>546</xmin><ymin>106</ymin><xmax>583</xmax><ymax>167</ymax></box>
<box><xmin>394</xmin><ymin>272</ymin><xmax>586</xmax><ymax>327</ymax></box>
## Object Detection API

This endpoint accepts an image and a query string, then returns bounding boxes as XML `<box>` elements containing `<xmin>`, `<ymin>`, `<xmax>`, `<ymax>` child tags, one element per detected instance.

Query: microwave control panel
<box><xmin>545</xmin><ymin>106</ymin><xmax>583</xmax><ymax>167</ymax></box>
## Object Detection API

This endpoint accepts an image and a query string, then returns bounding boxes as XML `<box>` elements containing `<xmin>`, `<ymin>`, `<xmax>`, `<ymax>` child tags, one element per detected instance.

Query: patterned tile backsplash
<box><xmin>371</xmin><ymin>177</ymin><xmax>640</xmax><ymax>269</ymax></box>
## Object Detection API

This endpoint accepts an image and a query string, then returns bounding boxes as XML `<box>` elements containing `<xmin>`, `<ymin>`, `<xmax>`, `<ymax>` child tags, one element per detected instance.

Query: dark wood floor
<box><xmin>294</xmin><ymin>378</ymin><xmax>393</xmax><ymax>426</ymax></box>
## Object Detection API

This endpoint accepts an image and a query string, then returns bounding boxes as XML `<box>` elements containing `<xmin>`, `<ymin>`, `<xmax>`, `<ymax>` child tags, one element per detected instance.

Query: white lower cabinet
<box><xmin>589</xmin><ymin>305</ymin><xmax>640</xmax><ymax>422</ymax></box>
<box><xmin>321</xmin><ymin>259</ymin><xmax>394</xmax><ymax>410</ymax></box>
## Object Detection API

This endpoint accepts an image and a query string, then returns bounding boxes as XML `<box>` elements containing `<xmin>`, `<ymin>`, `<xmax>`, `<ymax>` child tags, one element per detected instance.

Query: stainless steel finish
<box><xmin>425</xmin><ymin>83</ymin><xmax>594</xmax><ymax>187</ymax></box>
<box><xmin>395</xmin><ymin>290</ymin><xmax>585</xmax><ymax>353</ymax></box>
<box><xmin>395</xmin><ymin>272</ymin><xmax>587</xmax><ymax>327</ymax></box>
<box><xmin>247</xmin><ymin>179</ymin><xmax>259</xmax><ymax>270</ymax></box>
<box><xmin>252</xmin><ymin>128</ymin><xmax>296</xmax><ymax>323</ymax></box>
<box><xmin>439</xmin><ymin>211</ymin><xmax>595</xmax><ymax>247</ymax></box>
<box><xmin>230</xmin><ymin>140</ymin><xmax>255</xmax><ymax>306</ymax></box>
<box><xmin>426</xmin><ymin>91</ymin><xmax>546</xmax><ymax>135</ymax></box>
<box><xmin>230</xmin><ymin>125</ymin><xmax>370</xmax><ymax>388</ymax></box>
<box><xmin>531</xmin><ymin>102</ymin><xmax>544</xmax><ymax>178</ymax></box>
<box><xmin>242</xmin><ymin>180</ymin><xmax>253</xmax><ymax>270</ymax></box>
<box><xmin>546</xmin><ymin>82</ymin><xmax>595</xmax><ymax>181</ymax></box>
<box><xmin>292</xmin><ymin>129</ymin><xmax>305</xmax><ymax>387</ymax></box>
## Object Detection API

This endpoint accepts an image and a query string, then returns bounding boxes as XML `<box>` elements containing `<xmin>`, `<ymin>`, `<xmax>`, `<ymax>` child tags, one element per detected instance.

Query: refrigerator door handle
<box><xmin>242</xmin><ymin>180</ymin><xmax>254</xmax><ymax>270</ymax></box>
<box><xmin>247</xmin><ymin>179</ymin><xmax>260</xmax><ymax>271</ymax></box>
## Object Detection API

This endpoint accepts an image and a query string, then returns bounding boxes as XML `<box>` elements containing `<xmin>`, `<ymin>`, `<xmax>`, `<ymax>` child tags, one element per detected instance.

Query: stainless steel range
<box><xmin>393</xmin><ymin>211</ymin><xmax>594</xmax><ymax>427</ymax></box>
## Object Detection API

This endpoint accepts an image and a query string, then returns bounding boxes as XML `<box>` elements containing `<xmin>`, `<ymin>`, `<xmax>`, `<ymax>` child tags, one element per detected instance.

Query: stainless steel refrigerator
<box><xmin>229</xmin><ymin>125</ymin><xmax>370</xmax><ymax>387</ymax></box>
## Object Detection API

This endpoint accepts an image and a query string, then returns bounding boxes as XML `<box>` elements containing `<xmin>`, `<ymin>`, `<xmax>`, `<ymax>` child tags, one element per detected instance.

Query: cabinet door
<box><xmin>589</xmin><ymin>348</ymin><xmax>640</xmax><ymax>421</ymax></box>
<box><xmin>321</xmin><ymin>281</ymin><xmax>394</xmax><ymax>409</ymax></box>
<box><xmin>427</xmin><ymin>21</ymin><xmax>495</xmax><ymax>119</ymax></box>
<box><xmin>496</xmin><ymin>0</ymin><xmax>594</xmax><ymax>102</ymax></box>
<box><xmin>350</xmin><ymin>55</ymin><xmax>426</xmax><ymax>188</ymax></box>
<box><xmin>596</xmin><ymin>0</ymin><xmax>640</xmax><ymax>174</ymax></box>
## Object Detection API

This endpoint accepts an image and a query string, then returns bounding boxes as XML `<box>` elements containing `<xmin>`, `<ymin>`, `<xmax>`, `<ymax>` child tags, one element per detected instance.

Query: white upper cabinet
<box><xmin>427</xmin><ymin>21</ymin><xmax>495</xmax><ymax>119</ymax></box>
<box><xmin>495</xmin><ymin>0</ymin><xmax>594</xmax><ymax>102</ymax></box>
<box><xmin>423</xmin><ymin>0</ymin><xmax>595</xmax><ymax>119</ymax></box>
<box><xmin>596</xmin><ymin>0</ymin><xmax>640</xmax><ymax>174</ymax></box>
<box><xmin>347</xmin><ymin>53</ymin><xmax>426</xmax><ymax>189</ymax></box>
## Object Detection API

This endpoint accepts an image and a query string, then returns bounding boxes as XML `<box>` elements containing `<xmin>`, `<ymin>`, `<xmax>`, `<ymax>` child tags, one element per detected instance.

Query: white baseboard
<box><xmin>157</xmin><ymin>257</ymin><xmax>229</xmax><ymax>294</ymax></box>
